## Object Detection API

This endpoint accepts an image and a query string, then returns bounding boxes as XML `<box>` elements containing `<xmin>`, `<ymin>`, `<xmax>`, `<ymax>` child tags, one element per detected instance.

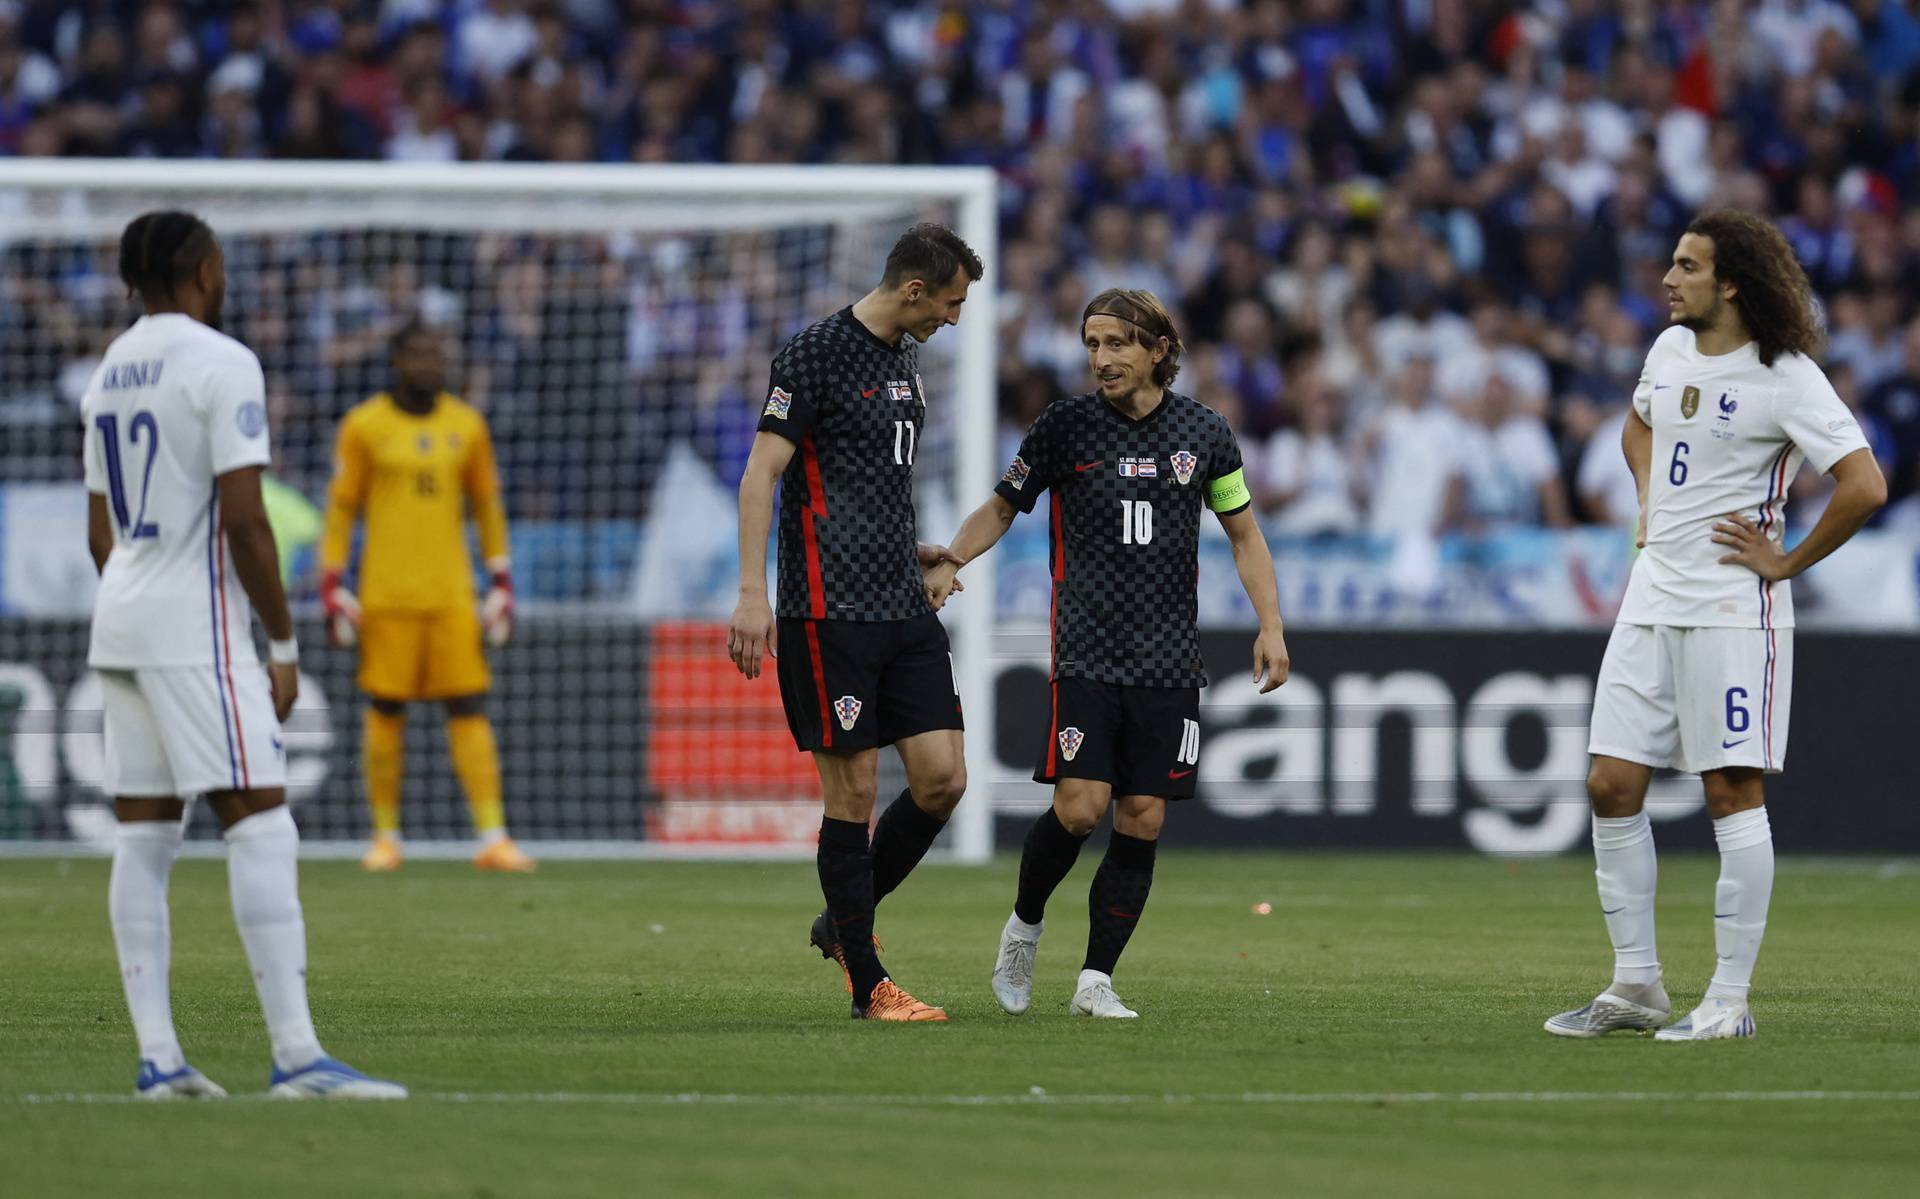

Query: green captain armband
<box><xmin>1206</xmin><ymin>467</ymin><xmax>1250</xmax><ymax>514</ymax></box>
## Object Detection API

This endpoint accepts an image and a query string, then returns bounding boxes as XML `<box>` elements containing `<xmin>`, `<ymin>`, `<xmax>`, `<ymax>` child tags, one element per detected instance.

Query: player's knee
<box><xmin>1113</xmin><ymin>802</ymin><xmax>1164</xmax><ymax>840</ymax></box>
<box><xmin>918</xmin><ymin>762</ymin><xmax>966</xmax><ymax>817</ymax></box>
<box><xmin>1701</xmin><ymin>770</ymin><xmax>1763</xmax><ymax>819</ymax></box>
<box><xmin>1586</xmin><ymin>765</ymin><xmax>1644</xmax><ymax>818</ymax></box>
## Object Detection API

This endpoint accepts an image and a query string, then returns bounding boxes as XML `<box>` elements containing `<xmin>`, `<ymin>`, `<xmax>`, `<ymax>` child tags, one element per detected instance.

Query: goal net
<box><xmin>0</xmin><ymin>161</ymin><xmax>998</xmax><ymax>862</ymax></box>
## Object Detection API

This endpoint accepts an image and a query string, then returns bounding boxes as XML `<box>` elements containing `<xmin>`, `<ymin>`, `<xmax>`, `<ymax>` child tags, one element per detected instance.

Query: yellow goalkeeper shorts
<box><xmin>357</xmin><ymin>606</ymin><xmax>491</xmax><ymax>702</ymax></box>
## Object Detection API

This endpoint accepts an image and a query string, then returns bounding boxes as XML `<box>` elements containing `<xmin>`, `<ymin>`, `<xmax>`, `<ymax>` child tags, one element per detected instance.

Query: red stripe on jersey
<box><xmin>1046</xmin><ymin>679</ymin><xmax>1059</xmax><ymax>777</ymax></box>
<box><xmin>215</xmin><ymin>505</ymin><xmax>251</xmax><ymax>788</ymax></box>
<box><xmin>801</xmin><ymin>433</ymin><xmax>829</xmax><ymax>619</ymax></box>
<box><xmin>805</xmin><ymin>621</ymin><xmax>832</xmax><ymax>748</ymax></box>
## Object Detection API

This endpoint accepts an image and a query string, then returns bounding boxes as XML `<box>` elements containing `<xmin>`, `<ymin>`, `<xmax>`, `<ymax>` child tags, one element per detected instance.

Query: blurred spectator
<box><xmin>1257</xmin><ymin>354</ymin><xmax>1361</xmax><ymax>536</ymax></box>
<box><xmin>1863</xmin><ymin>319</ymin><xmax>1920</xmax><ymax>505</ymax></box>
<box><xmin>1453</xmin><ymin>369</ymin><xmax>1572</xmax><ymax>530</ymax></box>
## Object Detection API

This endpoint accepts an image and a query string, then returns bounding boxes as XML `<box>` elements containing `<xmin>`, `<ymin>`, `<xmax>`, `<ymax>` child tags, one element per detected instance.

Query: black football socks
<box><xmin>1014</xmin><ymin>808</ymin><xmax>1090</xmax><ymax>926</ymax></box>
<box><xmin>817</xmin><ymin>817</ymin><xmax>887</xmax><ymax>1002</ymax></box>
<box><xmin>1084</xmin><ymin>831</ymin><xmax>1157</xmax><ymax>975</ymax></box>
<box><xmin>870</xmin><ymin>788</ymin><xmax>946</xmax><ymax>903</ymax></box>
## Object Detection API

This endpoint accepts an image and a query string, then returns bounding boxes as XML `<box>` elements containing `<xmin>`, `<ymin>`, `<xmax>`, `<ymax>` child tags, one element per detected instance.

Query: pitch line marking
<box><xmin>13</xmin><ymin>1090</ymin><xmax>1920</xmax><ymax>1108</ymax></box>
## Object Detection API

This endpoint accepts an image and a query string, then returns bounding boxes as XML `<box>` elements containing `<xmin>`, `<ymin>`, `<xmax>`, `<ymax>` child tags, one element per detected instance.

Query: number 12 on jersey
<box><xmin>94</xmin><ymin>411</ymin><xmax>162</xmax><ymax>539</ymax></box>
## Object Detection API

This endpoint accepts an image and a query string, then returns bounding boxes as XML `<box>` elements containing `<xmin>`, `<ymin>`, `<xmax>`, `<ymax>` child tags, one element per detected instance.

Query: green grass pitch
<box><xmin>3</xmin><ymin>851</ymin><xmax>1917</xmax><ymax>1197</ymax></box>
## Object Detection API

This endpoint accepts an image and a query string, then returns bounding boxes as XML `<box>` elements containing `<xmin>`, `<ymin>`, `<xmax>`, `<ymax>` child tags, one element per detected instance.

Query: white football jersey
<box><xmin>82</xmin><ymin>314</ymin><xmax>272</xmax><ymax>668</ymax></box>
<box><xmin>1618</xmin><ymin>326</ymin><xmax>1869</xmax><ymax>629</ymax></box>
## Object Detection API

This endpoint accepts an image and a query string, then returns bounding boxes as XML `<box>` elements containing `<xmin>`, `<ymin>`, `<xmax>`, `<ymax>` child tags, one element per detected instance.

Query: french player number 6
<box><xmin>1669</xmin><ymin>441</ymin><xmax>1689</xmax><ymax>487</ymax></box>
<box><xmin>893</xmin><ymin>419</ymin><xmax>916</xmax><ymax>465</ymax></box>
<box><xmin>1120</xmin><ymin>499</ymin><xmax>1154</xmax><ymax>545</ymax></box>
<box><xmin>1725</xmin><ymin>687</ymin><xmax>1749</xmax><ymax>733</ymax></box>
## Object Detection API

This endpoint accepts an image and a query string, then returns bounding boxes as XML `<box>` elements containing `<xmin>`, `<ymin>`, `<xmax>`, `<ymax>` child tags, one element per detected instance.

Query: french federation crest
<box><xmin>1002</xmin><ymin>455</ymin><xmax>1031</xmax><ymax>491</ymax></box>
<box><xmin>764</xmin><ymin>387</ymin><xmax>793</xmax><ymax>420</ymax></box>
<box><xmin>1169</xmin><ymin>450</ymin><xmax>1198</xmax><ymax>485</ymax></box>
<box><xmin>1058</xmin><ymin>726</ymin><xmax>1085</xmax><ymax>762</ymax></box>
<box><xmin>1680</xmin><ymin>385</ymin><xmax>1699</xmax><ymax>419</ymax></box>
<box><xmin>834</xmin><ymin>695</ymin><xmax>863</xmax><ymax>731</ymax></box>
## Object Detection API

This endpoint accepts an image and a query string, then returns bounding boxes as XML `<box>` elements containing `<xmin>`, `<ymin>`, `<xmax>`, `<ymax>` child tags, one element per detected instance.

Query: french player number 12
<box><xmin>893</xmin><ymin>420</ymin><xmax>916</xmax><ymax>465</ymax></box>
<box><xmin>1120</xmin><ymin>499</ymin><xmax>1154</xmax><ymax>545</ymax></box>
<box><xmin>95</xmin><ymin>411</ymin><xmax>162</xmax><ymax>539</ymax></box>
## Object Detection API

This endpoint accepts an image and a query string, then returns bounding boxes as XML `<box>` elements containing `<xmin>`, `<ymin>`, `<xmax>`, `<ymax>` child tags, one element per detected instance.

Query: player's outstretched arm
<box><xmin>926</xmin><ymin>494</ymin><xmax>1018</xmax><ymax>608</ymax></box>
<box><xmin>729</xmin><ymin>431</ymin><xmax>798</xmax><ymax>679</ymax></box>
<box><xmin>220</xmin><ymin>465</ymin><xmax>299</xmax><ymax>721</ymax></box>
<box><xmin>1622</xmin><ymin>409</ymin><xmax>1653</xmax><ymax>548</ymax></box>
<box><xmin>1713</xmin><ymin>446</ymin><xmax>1888</xmax><ymax>582</ymax></box>
<box><xmin>1218</xmin><ymin>506</ymin><xmax>1290</xmax><ymax>694</ymax></box>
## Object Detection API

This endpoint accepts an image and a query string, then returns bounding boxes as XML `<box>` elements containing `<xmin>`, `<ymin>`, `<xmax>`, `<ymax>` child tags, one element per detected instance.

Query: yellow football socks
<box><xmin>363</xmin><ymin>708</ymin><xmax>406</xmax><ymax>838</ymax></box>
<box><xmin>448</xmin><ymin>715</ymin><xmax>506</xmax><ymax>839</ymax></box>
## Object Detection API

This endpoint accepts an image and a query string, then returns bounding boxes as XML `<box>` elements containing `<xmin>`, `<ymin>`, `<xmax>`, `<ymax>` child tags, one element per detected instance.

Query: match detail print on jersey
<box><xmin>759</xmin><ymin>308</ymin><xmax>931</xmax><ymax>623</ymax></box>
<box><xmin>995</xmin><ymin>391</ymin><xmax>1248</xmax><ymax>689</ymax></box>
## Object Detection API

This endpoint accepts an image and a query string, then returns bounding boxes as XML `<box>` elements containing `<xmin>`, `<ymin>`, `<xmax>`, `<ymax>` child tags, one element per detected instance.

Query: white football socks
<box><xmin>1592</xmin><ymin>812</ymin><xmax>1661</xmax><ymax>986</ymax></box>
<box><xmin>1077</xmin><ymin>968</ymin><xmax>1112</xmax><ymax>994</ymax></box>
<box><xmin>1706</xmin><ymin>807</ymin><xmax>1774</xmax><ymax>1003</ymax></box>
<box><xmin>1007</xmin><ymin>912</ymin><xmax>1043</xmax><ymax>940</ymax></box>
<box><xmin>225</xmin><ymin>807</ymin><xmax>325</xmax><ymax>1072</ymax></box>
<box><xmin>110</xmin><ymin>820</ymin><xmax>185</xmax><ymax>1074</ymax></box>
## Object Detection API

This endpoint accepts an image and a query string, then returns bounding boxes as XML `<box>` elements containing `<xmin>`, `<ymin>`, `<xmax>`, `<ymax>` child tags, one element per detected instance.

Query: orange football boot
<box><xmin>360</xmin><ymin>836</ymin><xmax>403</xmax><ymax>873</ymax></box>
<box><xmin>855</xmin><ymin>979</ymin><xmax>947</xmax><ymax>1022</ymax></box>
<box><xmin>473</xmin><ymin>837</ymin><xmax>537</xmax><ymax>873</ymax></box>
<box><xmin>809</xmin><ymin>910</ymin><xmax>884</xmax><ymax>994</ymax></box>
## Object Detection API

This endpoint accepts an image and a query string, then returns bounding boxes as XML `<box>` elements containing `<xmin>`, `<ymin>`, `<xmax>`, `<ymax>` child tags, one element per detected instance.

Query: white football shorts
<box><xmin>1588</xmin><ymin>622</ymin><xmax>1792</xmax><ymax>775</ymax></box>
<box><xmin>100</xmin><ymin>665</ymin><xmax>287</xmax><ymax>797</ymax></box>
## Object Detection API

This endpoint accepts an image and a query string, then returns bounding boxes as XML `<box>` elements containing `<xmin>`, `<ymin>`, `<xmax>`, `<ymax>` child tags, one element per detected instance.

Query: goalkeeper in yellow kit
<box><xmin>321</xmin><ymin>321</ymin><xmax>534</xmax><ymax>873</ymax></box>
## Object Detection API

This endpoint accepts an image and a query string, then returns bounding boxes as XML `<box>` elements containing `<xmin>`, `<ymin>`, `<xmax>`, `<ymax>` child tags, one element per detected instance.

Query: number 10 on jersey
<box><xmin>1120</xmin><ymin>500</ymin><xmax>1153</xmax><ymax>545</ymax></box>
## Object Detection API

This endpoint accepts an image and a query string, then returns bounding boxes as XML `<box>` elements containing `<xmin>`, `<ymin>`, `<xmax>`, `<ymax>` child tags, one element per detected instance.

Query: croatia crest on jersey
<box><xmin>834</xmin><ymin>695</ymin><xmax>863</xmax><ymax>731</ymax></box>
<box><xmin>1058</xmin><ymin>726</ymin><xmax>1084</xmax><ymax>762</ymax></box>
<box><xmin>1002</xmin><ymin>455</ymin><xmax>1031</xmax><ymax>491</ymax></box>
<box><xmin>1170</xmin><ymin>450</ymin><xmax>1198</xmax><ymax>485</ymax></box>
<box><xmin>764</xmin><ymin>387</ymin><xmax>793</xmax><ymax>420</ymax></box>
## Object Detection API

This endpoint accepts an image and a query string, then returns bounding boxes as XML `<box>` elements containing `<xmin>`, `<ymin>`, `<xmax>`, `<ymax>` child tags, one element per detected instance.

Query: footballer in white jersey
<box><xmin>88</xmin><ymin>211</ymin><xmax>403</xmax><ymax>1101</ymax></box>
<box><xmin>1548</xmin><ymin>212</ymin><xmax>1887</xmax><ymax>1045</ymax></box>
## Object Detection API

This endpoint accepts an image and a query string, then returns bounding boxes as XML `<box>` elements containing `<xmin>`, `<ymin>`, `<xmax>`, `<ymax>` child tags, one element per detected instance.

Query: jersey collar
<box><xmin>1097</xmin><ymin>388</ymin><xmax>1175</xmax><ymax>427</ymax></box>
<box><xmin>840</xmin><ymin>306</ymin><xmax>907</xmax><ymax>353</ymax></box>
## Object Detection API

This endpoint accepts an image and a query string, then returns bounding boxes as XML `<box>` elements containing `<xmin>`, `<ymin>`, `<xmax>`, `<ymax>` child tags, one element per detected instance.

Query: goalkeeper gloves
<box><xmin>321</xmin><ymin>569</ymin><xmax>361</xmax><ymax>648</ymax></box>
<box><xmin>481</xmin><ymin>559</ymin><xmax>514</xmax><ymax>647</ymax></box>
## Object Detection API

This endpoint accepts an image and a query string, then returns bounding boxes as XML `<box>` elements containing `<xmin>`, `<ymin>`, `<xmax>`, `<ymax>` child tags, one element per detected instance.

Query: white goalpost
<box><xmin>0</xmin><ymin>159</ymin><xmax>999</xmax><ymax>864</ymax></box>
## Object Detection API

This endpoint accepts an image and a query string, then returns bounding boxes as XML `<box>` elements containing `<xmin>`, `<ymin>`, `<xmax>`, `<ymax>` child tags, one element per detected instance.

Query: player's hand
<box><xmin>917</xmin><ymin>542</ymin><xmax>965</xmax><ymax>572</ymax></box>
<box><xmin>321</xmin><ymin>569</ymin><xmax>361</xmax><ymax>648</ymax></box>
<box><xmin>1252</xmin><ymin>625</ymin><xmax>1290</xmax><ymax>694</ymax></box>
<box><xmin>481</xmin><ymin>568</ymin><xmax>514</xmax><ymax>647</ymax></box>
<box><xmin>1712</xmin><ymin>511</ymin><xmax>1792</xmax><ymax>581</ymax></box>
<box><xmin>923</xmin><ymin>561</ymin><xmax>964</xmax><ymax>610</ymax></box>
<box><xmin>727</xmin><ymin>592</ymin><xmax>777</xmax><ymax>679</ymax></box>
<box><xmin>267</xmin><ymin>660</ymin><xmax>299</xmax><ymax>722</ymax></box>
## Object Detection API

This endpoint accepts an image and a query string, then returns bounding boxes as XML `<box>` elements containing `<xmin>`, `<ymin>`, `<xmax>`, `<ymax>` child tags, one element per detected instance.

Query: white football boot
<box><xmin>1655</xmin><ymin>995</ymin><xmax>1756</xmax><ymax>1041</ymax></box>
<box><xmin>991</xmin><ymin>915</ymin><xmax>1041</xmax><ymax>1015</ymax></box>
<box><xmin>1544</xmin><ymin>979</ymin><xmax>1671</xmax><ymax>1038</ymax></box>
<box><xmin>1069</xmin><ymin>970</ymin><xmax>1138</xmax><ymax>1019</ymax></box>
<box><xmin>135</xmin><ymin>1060</ymin><xmax>227</xmax><ymax>1100</ymax></box>
<box><xmin>269</xmin><ymin>1056</ymin><xmax>408</xmax><ymax>1099</ymax></box>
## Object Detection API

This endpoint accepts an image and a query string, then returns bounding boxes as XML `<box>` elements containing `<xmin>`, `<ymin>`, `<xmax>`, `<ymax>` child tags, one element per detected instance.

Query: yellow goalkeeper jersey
<box><xmin>321</xmin><ymin>393</ymin><xmax>508</xmax><ymax>613</ymax></box>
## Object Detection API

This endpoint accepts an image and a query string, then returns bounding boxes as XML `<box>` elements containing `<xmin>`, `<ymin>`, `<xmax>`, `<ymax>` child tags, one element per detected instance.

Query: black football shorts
<box><xmin>1036</xmin><ymin>676</ymin><xmax>1201</xmax><ymax>798</ymax></box>
<box><xmin>777</xmin><ymin>613</ymin><xmax>964</xmax><ymax>752</ymax></box>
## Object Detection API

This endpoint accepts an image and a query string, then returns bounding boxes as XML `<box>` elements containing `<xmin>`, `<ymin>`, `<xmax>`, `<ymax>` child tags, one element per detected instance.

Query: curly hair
<box><xmin>1684</xmin><ymin>210</ymin><xmax>1823</xmax><ymax>367</ymax></box>
<box><xmin>1081</xmin><ymin>288</ymin><xmax>1185</xmax><ymax>386</ymax></box>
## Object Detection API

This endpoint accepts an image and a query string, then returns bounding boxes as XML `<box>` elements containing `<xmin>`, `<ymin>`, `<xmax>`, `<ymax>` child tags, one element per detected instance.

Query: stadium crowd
<box><xmin>6</xmin><ymin>0</ymin><xmax>1920</xmax><ymax>534</ymax></box>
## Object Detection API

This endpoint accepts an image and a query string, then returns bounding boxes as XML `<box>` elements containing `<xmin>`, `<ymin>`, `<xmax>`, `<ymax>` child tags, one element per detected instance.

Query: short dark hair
<box><xmin>1081</xmin><ymin>288</ymin><xmax>1185</xmax><ymax>387</ymax></box>
<box><xmin>881</xmin><ymin>222</ymin><xmax>984</xmax><ymax>291</ymax></box>
<box><xmin>389</xmin><ymin>317</ymin><xmax>441</xmax><ymax>357</ymax></box>
<box><xmin>1684</xmin><ymin>209</ymin><xmax>1823</xmax><ymax>367</ymax></box>
<box><xmin>117</xmin><ymin>210</ymin><xmax>217</xmax><ymax>303</ymax></box>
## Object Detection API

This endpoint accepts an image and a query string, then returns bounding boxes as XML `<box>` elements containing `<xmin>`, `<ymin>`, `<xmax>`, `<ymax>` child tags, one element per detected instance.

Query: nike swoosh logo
<box><xmin>1075</xmin><ymin>461</ymin><xmax>1104</xmax><ymax>473</ymax></box>
<box><xmin>1168</xmin><ymin>768</ymin><xmax>1193</xmax><ymax>779</ymax></box>
<box><xmin>1721</xmin><ymin>738</ymin><xmax>1750</xmax><ymax>749</ymax></box>
<box><xmin>1600</xmin><ymin>906</ymin><xmax>1625</xmax><ymax>915</ymax></box>
<box><xmin>1714</xmin><ymin>913</ymin><xmax>1737</xmax><ymax>919</ymax></box>
<box><xmin>1652</xmin><ymin>384</ymin><xmax>1671</xmax><ymax>391</ymax></box>
<box><xmin>861</xmin><ymin>387</ymin><xmax>879</xmax><ymax>398</ymax></box>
